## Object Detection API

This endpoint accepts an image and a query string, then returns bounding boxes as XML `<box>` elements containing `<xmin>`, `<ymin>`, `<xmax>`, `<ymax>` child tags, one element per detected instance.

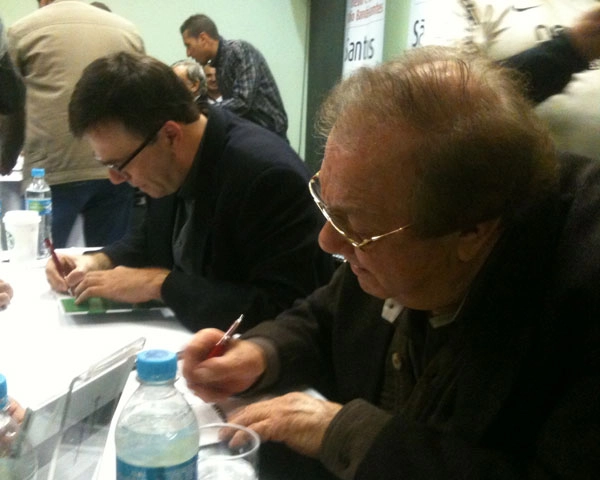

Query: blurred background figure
<box><xmin>0</xmin><ymin>15</ymin><xmax>25</xmax><ymax>173</ymax></box>
<box><xmin>0</xmin><ymin>16</ymin><xmax>24</xmax><ymax>116</ymax></box>
<box><xmin>458</xmin><ymin>0</ymin><xmax>600</xmax><ymax>163</ymax></box>
<box><xmin>4</xmin><ymin>0</ymin><xmax>144</xmax><ymax>248</ymax></box>
<box><xmin>203</xmin><ymin>64</ymin><xmax>222</xmax><ymax>104</ymax></box>
<box><xmin>180</xmin><ymin>14</ymin><xmax>288</xmax><ymax>139</ymax></box>
<box><xmin>171</xmin><ymin>59</ymin><xmax>208</xmax><ymax>110</ymax></box>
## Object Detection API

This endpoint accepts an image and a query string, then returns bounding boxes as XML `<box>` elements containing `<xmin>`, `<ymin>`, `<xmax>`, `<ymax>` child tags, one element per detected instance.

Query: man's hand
<box><xmin>182</xmin><ymin>330</ymin><xmax>267</xmax><ymax>402</ymax></box>
<box><xmin>45</xmin><ymin>252</ymin><xmax>110</xmax><ymax>293</ymax></box>
<box><xmin>0</xmin><ymin>280</ymin><xmax>13</xmax><ymax>307</ymax></box>
<box><xmin>73</xmin><ymin>266</ymin><xmax>169</xmax><ymax>304</ymax></box>
<box><xmin>228</xmin><ymin>392</ymin><xmax>343</xmax><ymax>458</ymax></box>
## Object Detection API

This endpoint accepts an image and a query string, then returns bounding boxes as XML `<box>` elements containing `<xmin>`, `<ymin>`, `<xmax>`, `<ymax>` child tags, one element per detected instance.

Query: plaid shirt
<box><xmin>212</xmin><ymin>37</ymin><xmax>288</xmax><ymax>138</ymax></box>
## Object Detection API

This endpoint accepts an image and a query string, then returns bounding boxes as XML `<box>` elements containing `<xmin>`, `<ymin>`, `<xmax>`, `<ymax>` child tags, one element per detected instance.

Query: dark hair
<box><xmin>69</xmin><ymin>52</ymin><xmax>199</xmax><ymax>138</ymax></box>
<box><xmin>317</xmin><ymin>46</ymin><xmax>558</xmax><ymax>237</ymax></box>
<box><xmin>180</xmin><ymin>14</ymin><xmax>219</xmax><ymax>39</ymax></box>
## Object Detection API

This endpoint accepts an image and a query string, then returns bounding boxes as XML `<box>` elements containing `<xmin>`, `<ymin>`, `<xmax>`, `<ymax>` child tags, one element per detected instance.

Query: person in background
<box><xmin>500</xmin><ymin>4</ymin><xmax>600</xmax><ymax>104</ymax></box>
<box><xmin>0</xmin><ymin>17</ymin><xmax>24</xmax><ymax>116</ymax></box>
<box><xmin>0</xmin><ymin>16</ymin><xmax>25</xmax><ymax>173</ymax></box>
<box><xmin>203</xmin><ymin>64</ymin><xmax>222</xmax><ymax>104</ymax></box>
<box><xmin>46</xmin><ymin>51</ymin><xmax>334</xmax><ymax>333</ymax></box>
<box><xmin>180</xmin><ymin>14</ymin><xmax>288</xmax><ymax>139</ymax></box>
<box><xmin>0</xmin><ymin>280</ymin><xmax>13</xmax><ymax>308</ymax></box>
<box><xmin>171</xmin><ymin>59</ymin><xmax>209</xmax><ymax>110</ymax></box>
<box><xmin>3</xmin><ymin>0</ymin><xmax>144</xmax><ymax>248</ymax></box>
<box><xmin>458</xmin><ymin>1</ymin><xmax>600</xmax><ymax>164</ymax></box>
<box><xmin>0</xmin><ymin>17</ymin><xmax>19</xmax><ymax>308</ymax></box>
<box><xmin>182</xmin><ymin>46</ymin><xmax>600</xmax><ymax>479</ymax></box>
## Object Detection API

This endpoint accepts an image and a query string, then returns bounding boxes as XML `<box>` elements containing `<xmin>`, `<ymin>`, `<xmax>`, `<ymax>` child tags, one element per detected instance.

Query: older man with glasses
<box><xmin>181</xmin><ymin>46</ymin><xmax>600</xmax><ymax>480</ymax></box>
<box><xmin>44</xmin><ymin>51</ymin><xmax>334</xmax><ymax>333</ymax></box>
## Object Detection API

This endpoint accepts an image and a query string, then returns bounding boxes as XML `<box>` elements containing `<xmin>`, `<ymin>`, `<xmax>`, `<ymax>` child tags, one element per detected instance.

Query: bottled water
<box><xmin>24</xmin><ymin>168</ymin><xmax>52</xmax><ymax>258</ymax></box>
<box><xmin>0</xmin><ymin>374</ymin><xmax>38</xmax><ymax>480</ymax></box>
<box><xmin>115</xmin><ymin>350</ymin><xmax>199</xmax><ymax>479</ymax></box>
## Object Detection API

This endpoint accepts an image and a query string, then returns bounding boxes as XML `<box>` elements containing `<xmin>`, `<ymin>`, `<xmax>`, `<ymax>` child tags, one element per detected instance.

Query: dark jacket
<box><xmin>501</xmin><ymin>30</ymin><xmax>589</xmax><ymax>104</ymax></box>
<box><xmin>247</xmin><ymin>152</ymin><xmax>600</xmax><ymax>479</ymax></box>
<box><xmin>103</xmin><ymin>107</ymin><xmax>333</xmax><ymax>332</ymax></box>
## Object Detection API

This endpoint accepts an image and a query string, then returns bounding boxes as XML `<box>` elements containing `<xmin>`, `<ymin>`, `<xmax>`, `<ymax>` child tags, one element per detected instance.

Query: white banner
<box><xmin>342</xmin><ymin>0</ymin><xmax>387</xmax><ymax>77</ymax></box>
<box><xmin>406</xmin><ymin>0</ymin><xmax>466</xmax><ymax>50</ymax></box>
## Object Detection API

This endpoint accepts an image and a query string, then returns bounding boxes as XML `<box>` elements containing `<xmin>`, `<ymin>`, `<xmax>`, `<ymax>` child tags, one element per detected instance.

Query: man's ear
<box><xmin>162</xmin><ymin>121</ymin><xmax>183</xmax><ymax>146</ymax></box>
<box><xmin>456</xmin><ymin>218</ymin><xmax>502</xmax><ymax>262</ymax></box>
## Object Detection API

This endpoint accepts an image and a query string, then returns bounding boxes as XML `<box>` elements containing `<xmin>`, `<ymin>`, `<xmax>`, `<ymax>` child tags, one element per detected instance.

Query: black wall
<box><xmin>305</xmin><ymin>1</ymin><xmax>346</xmax><ymax>172</ymax></box>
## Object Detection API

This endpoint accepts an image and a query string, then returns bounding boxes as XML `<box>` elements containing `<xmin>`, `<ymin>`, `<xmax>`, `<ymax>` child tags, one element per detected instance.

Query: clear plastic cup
<box><xmin>197</xmin><ymin>423</ymin><xmax>260</xmax><ymax>480</ymax></box>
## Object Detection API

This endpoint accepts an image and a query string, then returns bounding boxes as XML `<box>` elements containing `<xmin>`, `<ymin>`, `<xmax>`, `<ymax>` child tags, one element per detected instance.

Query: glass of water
<box><xmin>197</xmin><ymin>423</ymin><xmax>259</xmax><ymax>480</ymax></box>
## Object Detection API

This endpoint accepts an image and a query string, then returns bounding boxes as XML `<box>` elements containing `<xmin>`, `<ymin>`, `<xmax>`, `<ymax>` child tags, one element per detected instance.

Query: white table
<box><xmin>0</xmin><ymin>251</ymin><xmax>217</xmax><ymax>479</ymax></box>
<box><xmin>0</xmin><ymin>251</ymin><xmax>193</xmax><ymax>409</ymax></box>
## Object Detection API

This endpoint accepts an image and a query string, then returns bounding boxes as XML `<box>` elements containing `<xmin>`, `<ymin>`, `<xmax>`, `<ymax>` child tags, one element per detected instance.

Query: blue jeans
<box><xmin>50</xmin><ymin>180</ymin><xmax>134</xmax><ymax>248</ymax></box>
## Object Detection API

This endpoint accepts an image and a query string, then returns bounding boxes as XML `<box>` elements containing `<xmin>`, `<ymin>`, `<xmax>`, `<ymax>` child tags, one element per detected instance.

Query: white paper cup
<box><xmin>3</xmin><ymin>210</ymin><xmax>40</xmax><ymax>264</ymax></box>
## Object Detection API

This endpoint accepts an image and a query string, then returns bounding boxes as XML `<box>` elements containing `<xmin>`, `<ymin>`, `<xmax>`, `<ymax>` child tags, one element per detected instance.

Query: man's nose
<box><xmin>318</xmin><ymin>221</ymin><xmax>353</xmax><ymax>258</ymax></box>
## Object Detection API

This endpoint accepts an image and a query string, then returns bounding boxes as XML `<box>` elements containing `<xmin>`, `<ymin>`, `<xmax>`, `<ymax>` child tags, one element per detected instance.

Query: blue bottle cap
<box><xmin>0</xmin><ymin>374</ymin><xmax>8</xmax><ymax>409</ymax></box>
<box><xmin>31</xmin><ymin>168</ymin><xmax>45</xmax><ymax>177</ymax></box>
<box><xmin>136</xmin><ymin>350</ymin><xmax>177</xmax><ymax>382</ymax></box>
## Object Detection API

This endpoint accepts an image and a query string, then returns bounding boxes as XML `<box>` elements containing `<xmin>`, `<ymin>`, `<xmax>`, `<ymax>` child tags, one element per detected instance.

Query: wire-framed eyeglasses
<box><xmin>308</xmin><ymin>170</ymin><xmax>413</xmax><ymax>250</ymax></box>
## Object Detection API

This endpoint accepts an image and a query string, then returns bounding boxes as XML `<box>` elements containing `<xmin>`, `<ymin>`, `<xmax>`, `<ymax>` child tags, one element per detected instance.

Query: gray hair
<box><xmin>171</xmin><ymin>59</ymin><xmax>207</xmax><ymax>98</ymax></box>
<box><xmin>317</xmin><ymin>46</ymin><xmax>558</xmax><ymax>237</ymax></box>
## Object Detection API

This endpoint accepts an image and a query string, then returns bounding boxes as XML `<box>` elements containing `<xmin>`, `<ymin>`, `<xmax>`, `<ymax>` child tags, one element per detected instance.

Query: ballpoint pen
<box><xmin>206</xmin><ymin>314</ymin><xmax>244</xmax><ymax>359</ymax></box>
<box><xmin>44</xmin><ymin>237</ymin><xmax>74</xmax><ymax>296</ymax></box>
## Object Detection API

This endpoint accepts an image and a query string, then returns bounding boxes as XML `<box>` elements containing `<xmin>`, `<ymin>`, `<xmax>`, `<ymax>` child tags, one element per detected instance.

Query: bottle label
<box><xmin>116</xmin><ymin>454</ymin><xmax>198</xmax><ymax>480</ymax></box>
<box><xmin>25</xmin><ymin>198</ymin><xmax>52</xmax><ymax>216</ymax></box>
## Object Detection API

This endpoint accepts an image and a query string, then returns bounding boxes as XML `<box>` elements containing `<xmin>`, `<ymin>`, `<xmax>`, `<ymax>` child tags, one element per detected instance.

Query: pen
<box><xmin>206</xmin><ymin>314</ymin><xmax>244</xmax><ymax>359</ymax></box>
<box><xmin>44</xmin><ymin>238</ymin><xmax>74</xmax><ymax>296</ymax></box>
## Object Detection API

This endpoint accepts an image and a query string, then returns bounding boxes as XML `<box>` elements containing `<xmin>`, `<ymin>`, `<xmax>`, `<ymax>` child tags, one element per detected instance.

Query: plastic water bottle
<box><xmin>24</xmin><ymin>168</ymin><xmax>52</xmax><ymax>258</ymax></box>
<box><xmin>0</xmin><ymin>374</ymin><xmax>38</xmax><ymax>480</ymax></box>
<box><xmin>115</xmin><ymin>350</ymin><xmax>199</xmax><ymax>479</ymax></box>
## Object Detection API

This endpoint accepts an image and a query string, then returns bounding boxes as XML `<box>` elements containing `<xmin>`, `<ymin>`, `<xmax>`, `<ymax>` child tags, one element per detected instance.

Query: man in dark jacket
<box><xmin>181</xmin><ymin>45</ymin><xmax>600</xmax><ymax>479</ymax></box>
<box><xmin>0</xmin><ymin>17</ymin><xmax>24</xmax><ymax>116</ymax></box>
<box><xmin>0</xmin><ymin>16</ymin><xmax>25</xmax><ymax>175</ymax></box>
<box><xmin>45</xmin><ymin>51</ymin><xmax>333</xmax><ymax>333</ymax></box>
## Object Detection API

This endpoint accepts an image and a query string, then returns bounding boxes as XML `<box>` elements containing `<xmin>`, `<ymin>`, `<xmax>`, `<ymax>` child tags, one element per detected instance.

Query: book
<box><xmin>59</xmin><ymin>297</ymin><xmax>165</xmax><ymax>315</ymax></box>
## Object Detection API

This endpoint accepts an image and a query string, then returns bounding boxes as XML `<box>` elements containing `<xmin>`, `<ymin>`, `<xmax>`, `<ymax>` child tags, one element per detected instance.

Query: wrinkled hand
<box><xmin>74</xmin><ymin>266</ymin><xmax>169</xmax><ymax>304</ymax></box>
<box><xmin>0</xmin><ymin>280</ymin><xmax>13</xmax><ymax>308</ymax></box>
<box><xmin>228</xmin><ymin>392</ymin><xmax>343</xmax><ymax>458</ymax></box>
<box><xmin>570</xmin><ymin>5</ymin><xmax>600</xmax><ymax>62</ymax></box>
<box><xmin>182</xmin><ymin>330</ymin><xmax>267</xmax><ymax>402</ymax></box>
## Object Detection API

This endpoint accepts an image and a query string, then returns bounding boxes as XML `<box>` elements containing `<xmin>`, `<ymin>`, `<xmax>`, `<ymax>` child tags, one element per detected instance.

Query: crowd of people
<box><xmin>1</xmin><ymin>2</ymin><xmax>600</xmax><ymax>479</ymax></box>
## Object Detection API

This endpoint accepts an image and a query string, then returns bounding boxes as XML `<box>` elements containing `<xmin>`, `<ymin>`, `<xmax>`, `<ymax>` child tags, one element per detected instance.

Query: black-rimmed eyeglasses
<box><xmin>308</xmin><ymin>170</ymin><xmax>413</xmax><ymax>250</ymax></box>
<box><xmin>97</xmin><ymin>124</ymin><xmax>163</xmax><ymax>174</ymax></box>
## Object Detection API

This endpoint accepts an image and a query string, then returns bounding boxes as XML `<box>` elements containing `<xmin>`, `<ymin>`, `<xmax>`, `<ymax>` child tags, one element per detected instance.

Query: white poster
<box><xmin>342</xmin><ymin>0</ymin><xmax>387</xmax><ymax>77</ymax></box>
<box><xmin>406</xmin><ymin>0</ymin><xmax>466</xmax><ymax>50</ymax></box>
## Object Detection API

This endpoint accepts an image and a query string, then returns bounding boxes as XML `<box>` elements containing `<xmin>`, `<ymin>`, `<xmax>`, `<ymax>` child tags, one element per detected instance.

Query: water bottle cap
<box><xmin>136</xmin><ymin>350</ymin><xmax>177</xmax><ymax>382</ymax></box>
<box><xmin>0</xmin><ymin>374</ymin><xmax>8</xmax><ymax>408</ymax></box>
<box><xmin>31</xmin><ymin>168</ymin><xmax>45</xmax><ymax>177</ymax></box>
